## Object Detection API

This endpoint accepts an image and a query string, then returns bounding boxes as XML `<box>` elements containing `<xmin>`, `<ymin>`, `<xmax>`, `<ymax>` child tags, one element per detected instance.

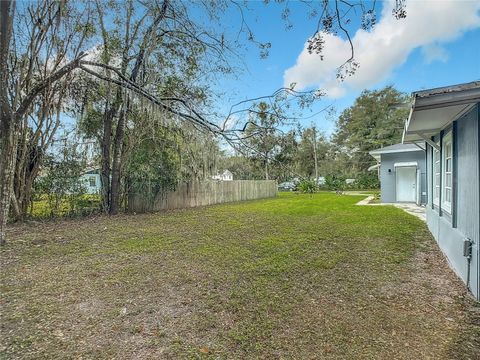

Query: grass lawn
<box><xmin>2</xmin><ymin>193</ymin><xmax>479</xmax><ymax>359</ymax></box>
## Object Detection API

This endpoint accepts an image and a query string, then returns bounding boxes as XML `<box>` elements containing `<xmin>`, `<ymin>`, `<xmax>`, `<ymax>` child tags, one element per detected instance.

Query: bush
<box><xmin>297</xmin><ymin>179</ymin><xmax>317</xmax><ymax>194</ymax></box>
<box><xmin>33</xmin><ymin>153</ymin><xmax>90</xmax><ymax>217</ymax></box>
<box><xmin>323</xmin><ymin>174</ymin><xmax>380</xmax><ymax>191</ymax></box>
<box><xmin>351</xmin><ymin>174</ymin><xmax>380</xmax><ymax>190</ymax></box>
<box><xmin>324</xmin><ymin>175</ymin><xmax>346</xmax><ymax>191</ymax></box>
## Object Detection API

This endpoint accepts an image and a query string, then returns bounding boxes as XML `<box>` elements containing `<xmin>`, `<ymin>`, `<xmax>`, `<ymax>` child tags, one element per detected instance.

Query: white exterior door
<box><xmin>396</xmin><ymin>166</ymin><xmax>417</xmax><ymax>202</ymax></box>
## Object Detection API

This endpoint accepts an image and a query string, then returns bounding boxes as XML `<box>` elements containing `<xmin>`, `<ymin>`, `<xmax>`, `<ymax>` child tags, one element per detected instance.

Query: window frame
<box><xmin>432</xmin><ymin>143</ymin><xmax>440</xmax><ymax>207</ymax></box>
<box><xmin>89</xmin><ymin>176</ymin><xmax>96</xmax><ymax>187</ymax></box>
<box><xmin>442</xmin><ymin>132</ymin><xmax>453</xmax><ymax>214</ymax></box>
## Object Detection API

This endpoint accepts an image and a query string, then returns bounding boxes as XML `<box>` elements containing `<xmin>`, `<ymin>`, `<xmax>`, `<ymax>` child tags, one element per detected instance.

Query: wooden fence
<box><xmin>128</xmin><ymin>180</ymin><xmax>277</xmax><ymax>213</ymax></box>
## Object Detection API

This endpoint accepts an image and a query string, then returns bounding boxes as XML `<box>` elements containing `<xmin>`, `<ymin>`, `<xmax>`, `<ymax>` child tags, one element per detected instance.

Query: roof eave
<box><xmin>414</xmin><ymin>87</ymin><xmax>480</xmax><ymax>111</ymax></box>
<box><xmin>403</xmin><ymin>85</ymin><xmax>480</xmax><ymax>143</ymax></box>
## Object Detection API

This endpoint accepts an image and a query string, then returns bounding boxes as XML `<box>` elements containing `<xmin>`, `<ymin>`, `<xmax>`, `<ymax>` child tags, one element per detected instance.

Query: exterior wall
<box><xmin>426</xmin><ymin>104</ymin><xmax>479</xmax><ymax>299</ymax></box>
<box><xmin>79</xmin><ymin>173</ymin><xmax>101</xmax><ymax>194</ymax></box>
<box><xmin>379</xmin><ymin>151</ymin><xmax>427</xmax><ymax>204</ymax></box>
<box><xmin>128</xmin><ymin>180</ymin><xmax>277</xmax><ymax>213</ymax></box>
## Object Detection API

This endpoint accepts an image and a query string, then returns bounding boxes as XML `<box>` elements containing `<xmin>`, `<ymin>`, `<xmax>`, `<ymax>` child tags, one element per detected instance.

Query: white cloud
<box><xmin>283</xmin><ymin>0</ymin><xmax>480</xmax><ymax>98</ymax></box>
<box><xmin>421</xmin><ymin>43</ymin><xmax>449</xmax><ymax>64</ymax></box>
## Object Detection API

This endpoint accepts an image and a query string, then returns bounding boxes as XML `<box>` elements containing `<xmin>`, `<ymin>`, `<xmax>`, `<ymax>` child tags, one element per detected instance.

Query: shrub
<box><xmin>297</xmin><ymin>179</ymin><xmax>318</xmax><ymax>194</ymax></box>
<box><xmin>324</xmin><ymin>175</ymin><xmax>346</xmax><ymax>191</ymax></box>
<box><xmin>33</xmin><ymin>153</ymin><xmax>89</xmax><ymax>217</ymax></box>
<box><xmin>352</xmin><ymin>174</ymin><xmax>380</xmax><ymax>190</ymax></box>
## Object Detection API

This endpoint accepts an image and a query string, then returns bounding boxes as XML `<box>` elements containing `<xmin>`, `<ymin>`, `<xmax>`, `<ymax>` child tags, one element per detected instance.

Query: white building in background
<box><xmin>79</xmin><ymin>169</ymin><xmax>102</xmax><ymax>194</ymax></box>
<box><xmin>212</xmin><ymin>170</ymin><xmax>233</xmax><ymax>181</ymax></box>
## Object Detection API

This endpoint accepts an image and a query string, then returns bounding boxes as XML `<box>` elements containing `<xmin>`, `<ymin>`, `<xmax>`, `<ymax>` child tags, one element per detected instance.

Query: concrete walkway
<box><xmin>353</xmin><ymin>194</ymin><xmax>426</xmax><ymax>222</ymax></box>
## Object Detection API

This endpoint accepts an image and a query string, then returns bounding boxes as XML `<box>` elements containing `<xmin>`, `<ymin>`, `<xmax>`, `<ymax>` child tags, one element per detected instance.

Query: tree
<box><xmin>296</xmin><ymin>126</ymin><xmax>330</xmax><ymax>180</ymax></box>
<box><xmin>243</xmin><ymin>102</ymin><xmax>283</xmax><ymax>180</ymax></box>
<box><xmin>271</xmin><ymin>130</ymin><xmax>298</xmax><ymax>182</ymax></box>
<box><xmin>0</xmin><ymin>0</ymin><xmax>92</xmax><ymax>244</ymax></box>
<box><xmin>0</xmin><ymin>0</ymin><xmax>15</xmax><ymax>245</ymax></box>
<box><xmin>331</xmin><ymin>86</ymin><xmax>409</xmax><ymax>175</ymax></box>
<box><xmin>80</xmin><ymin>0</ymin><xmax>239</xmax><ymax>214</ymax></box>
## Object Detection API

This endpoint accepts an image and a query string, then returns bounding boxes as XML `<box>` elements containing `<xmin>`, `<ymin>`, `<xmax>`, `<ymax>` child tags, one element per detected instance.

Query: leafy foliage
<box><xmin>295</xmin><ymin>127</ymin><xmax>329</xmax><ymax>179</ymax></box>
<box><xmin>331</xmin><ymin>86</ymin><xmax>409</xmax><ymax>174</ymax></box>
<box><xmin>324</xmin><ymin>175</ymin><xmax>346</xmax><ymax>191</ymax></box>
<box><xmin>126</xmin><ymin>133</ymin><xmax>180</xmax><ymax>196</ymax></box>
<box><xmin>297</xmin><ymin>179</ymin><xmax>317</xmax><ymax>194</ymax></box>
<box><xmin>353</xmin><ymin>174</ymin><xmax>380</xmax><ymax>190</ymax></box>
<box><xmin>242</xmin><ymin>102</ymin><xmax>283</xmax><ymax>180</ymax></box>
<box><xmin>33</xmin><ymin>148</ymin><xmax>91</xmax><ymax>217</ymax></box>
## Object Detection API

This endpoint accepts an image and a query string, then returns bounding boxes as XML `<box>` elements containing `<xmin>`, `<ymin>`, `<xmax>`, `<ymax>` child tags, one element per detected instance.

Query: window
<box><xmin>442</xmin><ymin>132</ymin><xmax>453</xmax><ymax>213</ymax></box>
<box><xmin>433</xmin><ymin>145</ymin><xmax>440</xmax><ymax>206</ymax></box>
<box><xmin>89</xmin><ymin>176</ymin><xmax>96</xmax><ymax>187</ymax></box>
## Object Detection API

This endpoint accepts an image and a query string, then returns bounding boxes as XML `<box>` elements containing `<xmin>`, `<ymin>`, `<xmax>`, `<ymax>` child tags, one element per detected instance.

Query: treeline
<box><xmin>223</xmin><ymin>86</ymin><xmax>409</xmax><ymax>183</ymax></box>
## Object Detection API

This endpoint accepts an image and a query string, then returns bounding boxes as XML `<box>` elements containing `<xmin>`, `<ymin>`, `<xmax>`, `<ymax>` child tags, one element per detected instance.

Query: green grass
<box><xmin>2</xmin><ymin>192</ymin><xmax>478</xmax><ymax>359</ymax></box>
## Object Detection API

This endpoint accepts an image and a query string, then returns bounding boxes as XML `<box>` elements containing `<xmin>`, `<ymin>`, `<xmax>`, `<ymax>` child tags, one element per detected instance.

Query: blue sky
<box><xmin>213</xmin><ymin>0</ymin><xmax>480</xmax><ymax>137</ymax></box>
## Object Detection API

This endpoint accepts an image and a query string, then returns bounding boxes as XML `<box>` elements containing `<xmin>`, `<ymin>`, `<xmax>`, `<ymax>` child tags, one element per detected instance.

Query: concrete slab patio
<box><xmin>390</xmin><ymin>202</ymin><xmax>426</xmax><ymax>221</ymax></box>
<box><xmin>353</xmin><ymin>193</ymin><xmax>426</xmax><ymax>222</ymax></box>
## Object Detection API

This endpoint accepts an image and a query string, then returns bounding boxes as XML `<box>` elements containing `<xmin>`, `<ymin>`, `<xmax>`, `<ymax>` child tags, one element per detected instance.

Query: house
<box><xmin>212</xmin><ymin>170</ymin><xmax>233</xmax><ymax>181</ymax></box>
<box><xmin>79</xmin><ymin>169</ymin><xmax>102</xmax><ymax>194</ymax></box>
<box><xmin>402</xmin><ymin>81</ymin><xmax>480</xmax><ymax>300</ymax></box>
<box><xmin>369</xmin><ymin>143</ymin><xmax>427</xmax><ymax>205</ymax></box>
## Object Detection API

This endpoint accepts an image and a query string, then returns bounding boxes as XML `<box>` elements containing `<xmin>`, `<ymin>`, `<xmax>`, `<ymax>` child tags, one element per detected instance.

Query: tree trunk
<box><xmin>264</xmin><ymin>157</ymin><xmax>269</xmax><ymax>181</ymax></box>
<box><xmin>312</xmin><ymin>128</ymin><xmax>318</xmax><ymax>183</ymax></box>
<box><xmin>101</xmin><ymin>105</ymin><xmax>113</xmax><ymax>213</ymax></box>
<box><xmin>18</xmin><ymin>170</ymin><xmax>38</xmax><ymax>219</ymax></box>
<box><xmin>12</xmin><ymin>132</ymin><xmax>41</xmax><ymax>221</ymax></box>
<box><xmin>109</xmin><ymin>102</ymin><xmax>126</xmax><ymax>215</ymax></box>
<box><xmin>10</xmin><ymin>190</ymin><xmax>21</xmax><ymax>219</ymax></box>
<box><xmin>0</xmin><ymin>114</ymin><xmax>16</xmax><ymax>245</ymax></box>
<box><xmin>12</xmin><ymin>126</ymin><xmax>26</xmax><ymax>221</ymax></box>
<box><xmin>0</xmin><ymin>0</ymin><xmax>14</xmax><ymax>244</ymax></box>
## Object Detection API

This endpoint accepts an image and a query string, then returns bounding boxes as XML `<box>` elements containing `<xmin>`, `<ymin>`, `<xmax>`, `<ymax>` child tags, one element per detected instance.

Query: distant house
<box><xmin>403</xmin><ymin>81</ymin><xmax>479</xmax><ymax>300</ymax></box>
<box><xmin>212</xmin><ymin>170</ymin><xmax>233</xmax><ymax>181</ymax></box>
<box><xmin>79</xmin><ymin>169</ymin><xmax>101</xmax><ymax>194</ymax></box>
<box><xmin>369</xmin><ymin>143</ymin><xmax>426</xmax><ymax>205</ymax></box>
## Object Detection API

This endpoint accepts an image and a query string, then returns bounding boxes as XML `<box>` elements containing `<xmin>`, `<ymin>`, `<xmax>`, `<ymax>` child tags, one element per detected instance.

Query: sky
<box><xmin>213</xmin><ymin>0</ymin><xmax>480</xmax><ymax>137</ymax></box>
